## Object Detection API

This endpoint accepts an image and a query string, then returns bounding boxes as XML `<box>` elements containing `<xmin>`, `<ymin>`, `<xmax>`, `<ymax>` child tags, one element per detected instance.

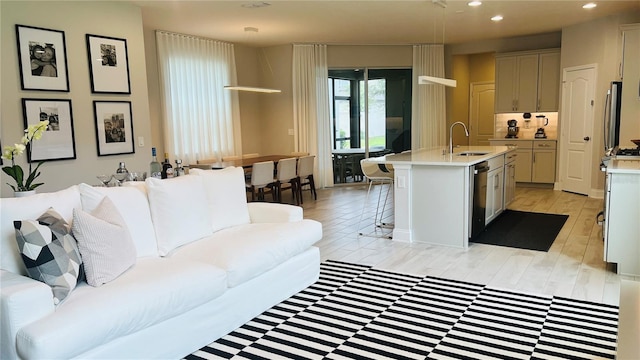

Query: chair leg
<box><xmin>358</xmin><ymin>179</ymin><xmax>392</xmax><ymax>239</ymax></box>
<box><xmin>297</xmin><ymin>176</ymin><xmax>304</xmax><ymax>205</ymax></box>
<box><xmin>309</xmin><ymin>175</ymin><xmax>317</xmax><ymax>200</ymax></box>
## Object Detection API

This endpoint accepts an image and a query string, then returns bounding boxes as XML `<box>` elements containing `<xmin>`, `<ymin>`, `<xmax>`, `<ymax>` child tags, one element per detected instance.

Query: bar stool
<box><xmin>357</xmin><ymin>159</ymin><xmax>394</xmax><ymax>239</ymax></box>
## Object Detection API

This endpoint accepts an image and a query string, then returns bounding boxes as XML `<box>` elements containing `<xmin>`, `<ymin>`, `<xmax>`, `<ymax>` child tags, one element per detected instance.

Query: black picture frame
<box><xmin>86</xmin><ymin>34</ymin><xmax>131</xmax><ymax>94</ymax></box>
<box><xmin>16</xmin><ymin>24</ymin><xmax>70</xmax><ymax>92</ymax></box>
<box><xmin>93</xmin><ymin>100</ymin><xmax>135</xmax><ymax>156</ymax></box>
<box><xmin>22</xmin><ymin>98</ymin><xmax>76</xmax><ymax>161</ymax></box>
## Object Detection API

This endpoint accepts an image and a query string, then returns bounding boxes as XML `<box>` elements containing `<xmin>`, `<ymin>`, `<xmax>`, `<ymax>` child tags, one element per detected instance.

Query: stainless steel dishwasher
<box><xmin>471</xmin><ymin>161</ymin><xmax>490</xmax><ymax>239</ymax></box>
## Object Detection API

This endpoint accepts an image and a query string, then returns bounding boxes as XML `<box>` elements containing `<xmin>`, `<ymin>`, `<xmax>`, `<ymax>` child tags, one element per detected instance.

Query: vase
<box><xmin>14</xmin><ymin>190</ymin><xmax>36</xmax><ymax>198</ymax></box>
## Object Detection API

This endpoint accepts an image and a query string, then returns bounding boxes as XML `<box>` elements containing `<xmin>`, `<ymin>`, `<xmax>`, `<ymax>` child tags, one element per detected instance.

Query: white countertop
<box><xmin>489</xmin><ymin>138</ymin><xmax>557</xmax><ymax>141</ymax></box>
<box><xmin>607</xmin><ymin>159</ymin><xmax>640</xmax><ymax>174</ymax></box>
<box><xmin>367</xmin><ymin>146</ymin><xmax>511</xmax><ymax>167</ymax></box>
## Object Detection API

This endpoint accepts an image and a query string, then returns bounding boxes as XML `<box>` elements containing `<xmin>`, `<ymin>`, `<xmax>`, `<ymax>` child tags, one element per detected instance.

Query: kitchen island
<box><xmin>366</xmin><ymin>146</ymin><xmax>512</xmax><ymax>248</ymax></box>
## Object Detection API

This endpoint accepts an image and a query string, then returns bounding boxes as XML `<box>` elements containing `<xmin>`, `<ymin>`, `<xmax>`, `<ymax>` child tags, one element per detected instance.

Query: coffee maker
<box><xmin>535</xmin><ymin>115</ymin><xmax>548</xmax><ymax>138</ymax></box>
<box><xmin>506</xmin><ymin>119</ymin><xmax>519</xmax><ymax>138</ymax></box>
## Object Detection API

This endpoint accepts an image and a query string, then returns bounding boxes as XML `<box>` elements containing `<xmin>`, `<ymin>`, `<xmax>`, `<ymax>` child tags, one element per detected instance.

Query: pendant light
<box><xmin>224</xmin><ymin>26</ymin><xmax>281</xmax><ymax>93</ymax></box>
<box><xmin>419</xmin><ymin>0</ymin><xmax>457</xmax><ymax>88</ymax></box>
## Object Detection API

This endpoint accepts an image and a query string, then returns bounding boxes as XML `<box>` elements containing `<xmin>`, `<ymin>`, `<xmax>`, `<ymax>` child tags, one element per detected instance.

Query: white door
<box><xmin>560</xmin><ymin>65</ymin><xmax>596</xmax><ymax>195</ymax></box>
<box><xmin>469</xmin><ymin>82</ymin><xmax>495</xmax><ymax>146</ymax></box>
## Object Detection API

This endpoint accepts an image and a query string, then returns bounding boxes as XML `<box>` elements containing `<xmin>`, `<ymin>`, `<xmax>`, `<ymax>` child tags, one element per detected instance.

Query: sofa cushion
<box><xmin>79</xmin><ymin>183</ymin><xmax>158</xmax><ymax>258</ymax></box>
<box><xmin>16</xmin><ymin>257</ymin><xmax>227</xmax><ymax>360</ymax></box>
<box><xmin>72</xmin><ymin>197</ymin><xmax>136</xmax><ymax>287</ymax></box>
<box><xmin>189</xmin><ymin>167</ymin><xmax>251</xmax><ymax>232</ymax></box>
<box><xmin>1</xmin><ymin>185</ymin><xmax>80</xmax><ymax>275</ymax></box>
<box><xmin>145</xmin><ymin>176</ymin><xmax>212</xmax><ymax>256</ymax></box>
<box><xmin>13</xmin><ymin>208</ymin><xmax>83</xmax><ymax>305</ymax></box>
<box><xmin>171</xmin><ymin>219</ymin><xmax>322</xmax><ymax>287</ymax></box>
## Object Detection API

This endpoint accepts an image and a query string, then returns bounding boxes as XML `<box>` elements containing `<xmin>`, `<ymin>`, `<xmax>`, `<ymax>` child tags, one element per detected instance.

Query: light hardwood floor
<box><xmin>293</xmin><ymin>184</ymin><xmax>635</xmax><ymax>306</ymax></box>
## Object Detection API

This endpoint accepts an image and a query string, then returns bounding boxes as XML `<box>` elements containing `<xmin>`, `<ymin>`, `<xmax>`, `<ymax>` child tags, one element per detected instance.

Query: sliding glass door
<box><xmin>328</xmin><ymin>68</ymin><xmax>412</xmax><ymax>184</ymax></box>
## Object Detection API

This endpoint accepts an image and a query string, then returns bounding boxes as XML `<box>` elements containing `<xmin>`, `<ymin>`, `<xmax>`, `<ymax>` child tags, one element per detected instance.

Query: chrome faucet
<box><xmin>449</xmin><ymin>121</ymin><xmax>469</xmax><ymax>154</ymax></box>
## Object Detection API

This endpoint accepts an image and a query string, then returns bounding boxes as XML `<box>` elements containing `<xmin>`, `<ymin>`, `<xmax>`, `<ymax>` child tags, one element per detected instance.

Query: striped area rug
<box><xmin>186</xmin><ymin>260</ymin><xmax>619</xmax><ymax>359</ymax></box>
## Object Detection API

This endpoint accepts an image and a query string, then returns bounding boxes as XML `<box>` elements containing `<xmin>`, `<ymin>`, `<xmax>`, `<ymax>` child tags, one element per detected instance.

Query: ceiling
<box><xmin>133</xmin><ymin>0</ymin><xmax>640</xmax><ymax>47</ymax></box>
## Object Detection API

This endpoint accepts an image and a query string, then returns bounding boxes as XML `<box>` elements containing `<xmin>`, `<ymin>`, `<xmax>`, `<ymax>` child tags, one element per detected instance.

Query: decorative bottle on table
<box><xmin>161</xmin><ymin>153</ymin><xmax>174</xmax><ymax>179</ymax></box>
<box><xmin>149</xmin><ymin>147</ymin><xmax>162</xmax><ymax>179</ymax></box>
<box><xmin>174</xmin><ymin>159</ymin><xmax>185</xmax><ymax>177</ymax></box>
<box><xmin>116</xmin><ymin>162</ymin><xmax>128</xmax><ymax>174</ymax></box>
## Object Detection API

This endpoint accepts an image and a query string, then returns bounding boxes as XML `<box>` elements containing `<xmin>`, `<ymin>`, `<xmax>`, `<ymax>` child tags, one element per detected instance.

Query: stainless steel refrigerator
<box><xmin>603</xmin><ymin>81</ymin><xmax>622</xmax><ymax>156</ymax></box>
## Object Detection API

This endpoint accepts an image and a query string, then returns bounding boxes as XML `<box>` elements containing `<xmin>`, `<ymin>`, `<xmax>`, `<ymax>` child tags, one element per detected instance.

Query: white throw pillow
<box><xmin>145</xmin><ymin>175</ymin><xmax>212</xmax><ymax>256</ymax></box>
<box><xmin>78</xmin><ymin>183</ymin><xmax>158</xmax><ymax>258</ymax></box>
<box><xmin>72</xmin><ymin>197</ymin><xmax>137</xmax><ymax>287</ymax></box>
<box><xmin>189</xmin><ymin>167</ymin><xmax>251</xmax><ymax>232</ymax></box>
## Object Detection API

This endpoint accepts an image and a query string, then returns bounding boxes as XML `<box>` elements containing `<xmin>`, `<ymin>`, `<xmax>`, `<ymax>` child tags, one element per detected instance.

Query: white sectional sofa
<box><xmin>0</xmin><ymin>167</ymin><xmax>322</xmax><ymax>359</ymax></box>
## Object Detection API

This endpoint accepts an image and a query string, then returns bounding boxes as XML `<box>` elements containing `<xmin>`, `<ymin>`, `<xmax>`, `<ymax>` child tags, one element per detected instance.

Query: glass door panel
<box><xmin>329</xmin><ymin>68</ymin><xmax>411</xmax><ymax>184</ymax></box>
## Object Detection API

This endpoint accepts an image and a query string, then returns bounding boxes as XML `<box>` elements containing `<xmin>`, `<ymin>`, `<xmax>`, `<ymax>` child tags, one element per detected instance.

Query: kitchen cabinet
<box><xmin>532</xmin><ymin>145</ymin><xmax>556</xmax><ymax>183</ymax></box>
<box><xmin>489</xmin><ymin>140</ymin><xmax>556</xmax><ymax>184</ymax></box>
<box><xmin>504</xmin><ymin>150</ymin><xmax>517</xmax><ymax>206</ymax></box>
<box><xmin>619</xmin><ymin>24</ymin><xmax>640</xmax><ymax>147</ymax></box>
<box><xmin>604</xmin><ymin>162</ymin><xmax>640</xmax><ymax>276</ymax></box>
<box><xmin>495</xmin><ymin>49</ymin><xmax>560</xmax><ymax>113</ymax></box>
<box><xmin>485</xmin><ymin>155</ymin><xmax>505</xmax><ymax>225</ymax></box>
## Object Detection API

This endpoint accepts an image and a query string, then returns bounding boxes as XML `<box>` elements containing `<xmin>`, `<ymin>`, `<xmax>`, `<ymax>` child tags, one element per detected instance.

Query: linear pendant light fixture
<box><xmin>224</xmin><ymin>25</ymin><xmax>281</xmax><ymax>94</ymax></box>
<box><xmin>419</xmin><ymin>75</ymin><xmax>457</xmax><ymax>87</ymax></box>
<box><xmin>419</xmin><ymin>0</ymin><xmax>457</xmax><ymax>88</ymax></box>
<box><xmin>224</xmin><ymin>85</ymin><xmax>281</xmax><ymax>93</ymax></box>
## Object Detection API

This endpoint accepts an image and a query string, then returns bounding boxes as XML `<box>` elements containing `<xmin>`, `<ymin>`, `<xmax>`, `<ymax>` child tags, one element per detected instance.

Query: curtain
<box><xmin>411</xmin><ymin>44</ymin><xmax>447</xmax><ymax>150</ymax></box>
<box><xmin>292</xmin><ymin>44</ymin><xmax>332</xmax><ymax>188</ymax></box>
<box><xmin>155</xmin><ymin>31</ymin><xmax>242</xmax><ymax>164</ymax></box>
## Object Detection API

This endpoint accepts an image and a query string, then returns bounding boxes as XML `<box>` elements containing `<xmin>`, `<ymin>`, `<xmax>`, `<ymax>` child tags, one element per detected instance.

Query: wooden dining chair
<box><xmin>274</xmin><ymin>157</ymin><xmax>299</xmax><ymax>205</ymax></box>
<box><xmin>245</xmin><ymin>161</ymin><xmax>276</xmax><ymax>202</ymax></box>
<box><xmin>296</xmin><ymin>155</ymin><xmax>317</xmax><ymax>203</ymax></box>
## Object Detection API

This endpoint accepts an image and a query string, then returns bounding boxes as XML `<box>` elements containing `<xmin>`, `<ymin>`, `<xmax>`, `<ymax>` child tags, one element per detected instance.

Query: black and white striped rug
<box><xmin>186</xmin><ymin>260</ymin><xmax>619</xmax><ymax>359</ymax></box>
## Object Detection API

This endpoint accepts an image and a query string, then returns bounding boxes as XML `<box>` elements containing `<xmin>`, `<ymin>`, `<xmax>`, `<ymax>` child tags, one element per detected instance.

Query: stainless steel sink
<box><xmin>457</xmin><ymin>151</ymin><xmax>489</xmax><ymax>156</ymax></box>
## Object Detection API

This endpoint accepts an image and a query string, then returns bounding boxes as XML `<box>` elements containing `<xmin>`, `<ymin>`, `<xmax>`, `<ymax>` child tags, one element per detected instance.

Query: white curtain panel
<box><xmin>292</xmin><ymin>44</ymin><xmax>333</xmax><ymax>188</ymax></box>
<box><xmin>411</xmin><ymin>44</ymin><xmax>447</xmax><ymax>150</ymax></box>
<box><xmin>155</xmin><ymin>31</ymin><xmax>242</xmax><ymax>164</ymax></box>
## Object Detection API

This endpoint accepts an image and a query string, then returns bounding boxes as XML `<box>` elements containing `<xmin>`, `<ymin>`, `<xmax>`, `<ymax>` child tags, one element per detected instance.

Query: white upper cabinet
<box><xmin>495</xmin><ymin>49</ymin><xmax>561</xmax><ymax>113</ymax></box>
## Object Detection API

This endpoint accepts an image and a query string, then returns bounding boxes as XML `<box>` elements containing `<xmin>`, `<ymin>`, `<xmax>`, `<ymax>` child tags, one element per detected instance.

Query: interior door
<box><xmin>560</xmin><ymin>65</ymin><xmax>596</xmax><ymax>195</ymax></box>
<box><xmin>469</xmin><ymin>82</ymin><xmax>495</xmax><ymax>146</ymax></box>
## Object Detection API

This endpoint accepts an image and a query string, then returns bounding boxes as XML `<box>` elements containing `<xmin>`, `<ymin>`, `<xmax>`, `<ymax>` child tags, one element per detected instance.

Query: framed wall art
<box><xmin>16</xmin><ymin>25</ymin><xmax>70</xmax><ymax>92</ymax></box>
<box><xmin>86</xmin><ymin>34</ymin><xmax>131</xmax><ymax>94</ymax></box>
<box><xmin>22</xmin><ymin>98</ymin><xmax>76</xmax><ymax>161</ymax></box>
<box><xmin>93</xmin><ymin>101</ymin><xmax>135</xmax><ymax>156</ymax></box>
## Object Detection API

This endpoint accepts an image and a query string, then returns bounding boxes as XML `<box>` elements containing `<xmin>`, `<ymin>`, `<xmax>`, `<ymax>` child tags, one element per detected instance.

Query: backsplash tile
<box><xmin>495</xmin><ymin>112</ymin><xmax>558</xmax><ymax>140</ymax></box>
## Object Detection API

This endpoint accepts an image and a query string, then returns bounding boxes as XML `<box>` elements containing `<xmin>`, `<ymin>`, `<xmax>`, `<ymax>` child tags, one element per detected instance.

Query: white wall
<box><xmin>1</xmin><ymin>1</ymin><xmax>152</xmax><ymax>198</ymax></box>
<box><xmin>560</xmin><ymin>12</ymin><xmax>640</xmax><ymax>192</ymax></box>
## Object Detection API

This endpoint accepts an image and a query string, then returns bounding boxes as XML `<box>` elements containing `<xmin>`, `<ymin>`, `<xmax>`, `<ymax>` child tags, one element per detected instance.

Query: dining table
<box><xmin>332</xmin><ymin>146</ymin><xmax>389</xmax><ymax>183</ymax></box>
<box><xmin>190</xmin><ymin>155</ymin><xmax>296</xmax><ymax>170</ymax></box>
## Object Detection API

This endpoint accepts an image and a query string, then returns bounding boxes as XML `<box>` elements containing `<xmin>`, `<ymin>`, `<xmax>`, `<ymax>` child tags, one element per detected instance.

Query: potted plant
<box><xmin>2</xmin><ymin>120</ymin><xmax>49</xmax><ymax>196</ymax></box>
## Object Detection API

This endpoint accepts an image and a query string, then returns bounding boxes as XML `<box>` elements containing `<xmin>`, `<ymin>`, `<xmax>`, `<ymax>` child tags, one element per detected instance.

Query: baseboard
<box><xmin>515</xmin><ymin>182</ymin><xmax>554</xmax><ymax>189</ymax></box>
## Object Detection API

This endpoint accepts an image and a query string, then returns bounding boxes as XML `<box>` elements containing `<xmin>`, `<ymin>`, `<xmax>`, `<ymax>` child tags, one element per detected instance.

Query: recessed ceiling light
<box><xmin>583</xmin><ymin>2</ymin><xmax>597</xmax><ymax>9</ymax></box>
<box><xmin>491</xmin><ymin>15</ymin><xmax>503</xmax><ymax>22</ymax></box>
<box><xmin>468</xmin><ymin>1</ymin><xmax>482</xmax><ymax>6</ymax></box>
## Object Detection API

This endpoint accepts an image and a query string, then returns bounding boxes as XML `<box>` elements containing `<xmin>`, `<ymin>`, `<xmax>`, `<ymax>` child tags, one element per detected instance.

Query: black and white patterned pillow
<box><xmin>14</xmin><ymin>208</ymin><xmax>83</xmax><ymax>305</ymax></box>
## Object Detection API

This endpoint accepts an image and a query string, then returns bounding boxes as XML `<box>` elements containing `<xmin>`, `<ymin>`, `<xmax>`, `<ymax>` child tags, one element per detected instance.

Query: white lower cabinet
<box><xmin>604</xmin><ymin>171</ymin><xmax>640</xmax><ymax>276</ymax></box>
<box><xmin>489</xmin><ymin>140</ymin><xmax>556</xmax><ymax>184</ymax></box>
<box><xmin>485</xmin><ymin>155</ymin><xmax>505</xmax><ymax>225</ymax></box>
